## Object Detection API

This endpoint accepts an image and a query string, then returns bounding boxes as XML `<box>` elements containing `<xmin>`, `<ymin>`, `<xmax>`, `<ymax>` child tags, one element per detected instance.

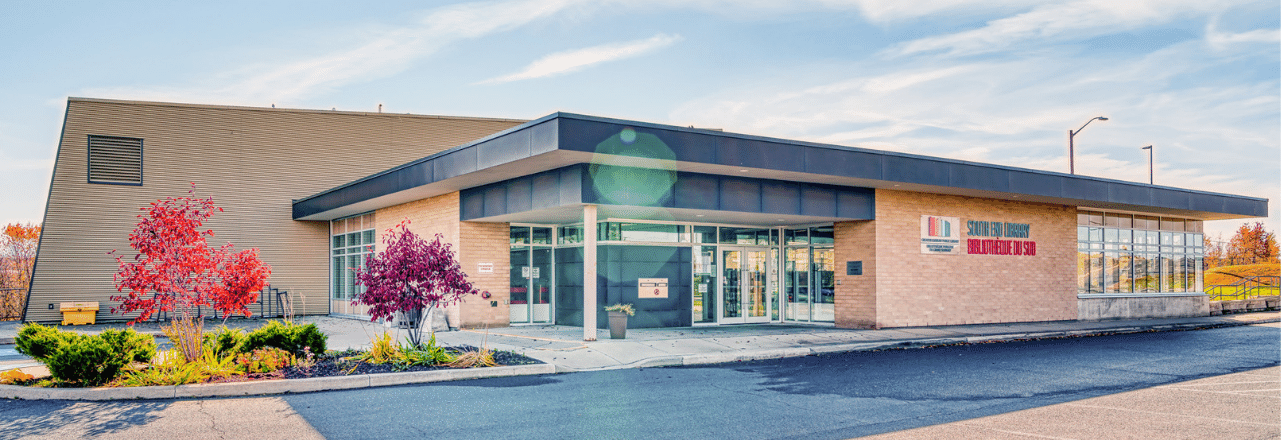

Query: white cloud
<box><xmin>477</xmin><ymin>34</ymin><xmax>682</xmax><ymax>84</ymax></box>
<box><xmin>670</xmin><ymin>27</ymin><xmax>1279</xmax><ymax>234</ymax></box>
<box><xmin>1205</xmin><ymin>18</ymin><xmax>1281</xmax><ymax>49</ymax></box>
<box><xmin>81</xmin><ymin>0</ymin><xmax>584</xmax><ymax>105</ymax></box>
<box><xmin>843</xmin><ymin>0</ymin><xmax>1031</xmax><ymax>23</ymax></box>
<box><xmin>888</xmin><ymin>0</ymin><xmax>1255</xmax><ymax>57</ymax></box>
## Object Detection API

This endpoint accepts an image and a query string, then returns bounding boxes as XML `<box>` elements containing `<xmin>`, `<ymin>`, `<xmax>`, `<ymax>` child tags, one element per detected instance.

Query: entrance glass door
<box><xmin>510</xmin><ymin>246</ymin><xmax>553</xmax><ymax>324</ymax></box>
<box><xmin>721</xmin><ymin>248</ymin><xmax>771</xmax><ymax>324</ymax></box>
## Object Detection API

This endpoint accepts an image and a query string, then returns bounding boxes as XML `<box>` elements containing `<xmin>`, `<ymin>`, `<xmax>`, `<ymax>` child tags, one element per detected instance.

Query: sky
<box><xmin>2</xmin><ymin>0</ymin><xmax>1278</xmax><ymax>240</ymax></box>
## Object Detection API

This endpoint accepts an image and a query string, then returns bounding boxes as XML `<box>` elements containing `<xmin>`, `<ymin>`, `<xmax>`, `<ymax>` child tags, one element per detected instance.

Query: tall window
<box><xmin>331</xmin><ymin>213</ymin><xmax>375</xmax><ymax>314</ymax></box>
<box><xmin>1078</xmin><ymin>211</ymin><xmax>1203</xmax><ymax>294</ymax></box>
<box><xmin>783</xmin><ymin>226</ymin><xmax>835</xmax><ymax>323</ymax></box>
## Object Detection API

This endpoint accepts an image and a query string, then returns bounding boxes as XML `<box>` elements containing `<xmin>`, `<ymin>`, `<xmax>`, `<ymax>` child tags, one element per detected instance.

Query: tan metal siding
<box><xmin>25</xmin><ymin>98</ymin><xmax>524</xmax><ymax>322</ymax></box>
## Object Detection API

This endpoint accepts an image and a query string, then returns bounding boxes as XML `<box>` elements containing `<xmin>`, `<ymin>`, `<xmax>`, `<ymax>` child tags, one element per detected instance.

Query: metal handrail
<box><xmin>1207</xmin><ymin>275</ymin><xmax>1280</xmax><ymax>301</ymax></box>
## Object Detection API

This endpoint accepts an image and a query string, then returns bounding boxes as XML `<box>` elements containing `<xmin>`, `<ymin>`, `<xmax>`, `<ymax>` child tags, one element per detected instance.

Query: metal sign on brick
<box><xmin>638</xmin><ymin>278</ymin><xmax>668</xmax><ymax>298</ymax></box>
<box><xmin>920</xmin><ymin>215</ymin><xmax>961</xmax><ymax>254</ymax></box>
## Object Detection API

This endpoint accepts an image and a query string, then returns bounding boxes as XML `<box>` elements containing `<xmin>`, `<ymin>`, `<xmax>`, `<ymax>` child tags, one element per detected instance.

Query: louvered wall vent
<box><xmin>88</xmin><ymin>135</ymin><xmax>143</xmax><ymax>185</ymax></box>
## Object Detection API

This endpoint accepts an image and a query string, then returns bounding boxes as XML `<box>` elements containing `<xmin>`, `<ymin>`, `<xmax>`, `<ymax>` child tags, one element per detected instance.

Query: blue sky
<box><xmin>2</xmin><ymin>0</ymin><xmax>1278</xmax><ymax>239</ymax></box>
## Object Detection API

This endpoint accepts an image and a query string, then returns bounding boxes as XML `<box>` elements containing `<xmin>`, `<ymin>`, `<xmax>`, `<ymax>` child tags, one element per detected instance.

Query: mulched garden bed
<box><xmin>280</xmin><ymin>346</ymin><xmax>541</xmax><ymax>380</ymax></box>
<box><xmin>6</xmin><ymin>346</ymin><xmax>542</xmax><ymax>387</ymax></box>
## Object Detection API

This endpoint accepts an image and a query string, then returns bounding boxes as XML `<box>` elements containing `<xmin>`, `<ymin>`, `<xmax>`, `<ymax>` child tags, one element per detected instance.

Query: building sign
<box><xmin>966</xmin><ymin>219</ymin><xmax>1036</xmax><ymax>256</ymax></box>
<box><xmin>638</xmin><ymin>278</ymin><xmax>668</xmax><ymax>298</ymax></box>
<box><xmin>920</xmin><ymin>215</ymin><xmax>962</xmax><ymax>254</ymax></box>
<box><xmin>520</xmin><ymin>266</ymin><xmax>541</xmax><ymax>279</ymax></box>
<box><xmin>924</xmin><ymin>216</ymin><xmax>1039</xmax><ymax>256</ymax></box>
<box><xmin>846</xmin><ymin>261</ymin><xmax>863</xmax><ymax>276</ymax></box>
<box><xmin>478</xmin><ymin>262</ymin><xmax>494</xmax><ymax>274</ymax></box>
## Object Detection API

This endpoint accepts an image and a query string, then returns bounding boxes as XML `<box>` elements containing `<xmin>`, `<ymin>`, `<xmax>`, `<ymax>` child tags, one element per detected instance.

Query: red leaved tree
<box><xmin>354</xmin><ymin>220</ymin><xmax>481</xmax><ymax>346</ymax></box>
<box><xmin>111</xmin><ymin>187</ymin><xmax>271</xmax><ymax>361</ymax></box>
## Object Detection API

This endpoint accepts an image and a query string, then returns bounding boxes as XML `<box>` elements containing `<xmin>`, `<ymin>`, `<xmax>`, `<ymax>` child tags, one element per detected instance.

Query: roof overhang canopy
<box><xmin>293</xmin><ymin>112</ymin><xmax>1268</xmax><ymax>223</ymax></box>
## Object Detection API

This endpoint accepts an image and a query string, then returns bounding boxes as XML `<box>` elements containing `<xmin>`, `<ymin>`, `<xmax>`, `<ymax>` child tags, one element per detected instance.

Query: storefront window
<box><xmin>719</xmin><ymin>227</ymin><xmax>774</xmax><ymax>246</ymax></box>
<box><xmin>691</xmin><ymin>226</ymin><xmax>717</xmax><ymax>244</ymax></box>
<box><xmin>1077</xmin><ymin>211</ymin><xmax>1204</xmax><ymax>295</ymax></box>
<box><xmin>598</xmin><ymin>222</ymin><xmax>684</xmax><ymax>243</ymax></box>
<box><xmin>558</xmin><ymin>225</ymin><xmax>582</xmax><ymax>245</ymax></box>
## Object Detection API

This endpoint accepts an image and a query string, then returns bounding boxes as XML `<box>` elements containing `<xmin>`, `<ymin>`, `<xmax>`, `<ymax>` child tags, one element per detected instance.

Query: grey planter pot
<box><xmin>608</xmin><ymin>311</ymin><xmax>629</xmax><ymax>339</ymax></box>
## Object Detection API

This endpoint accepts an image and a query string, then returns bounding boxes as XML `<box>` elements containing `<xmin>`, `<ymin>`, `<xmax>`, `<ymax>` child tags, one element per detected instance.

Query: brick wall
<box><xmin>375</xmin><ymin>192</ymin><xmax>510</xmax><ymax>328</ymax></box>
<box><xmin>834</xmin><ymin>220</ymin><xmax>877</xmax><ymax>328</ymax></box>
<box><xmin>832</xmin><ymin>189</ymin><xmax>1077</xmax><ymax>328</ymax></box>
<box><xmin>871</xmin><ymin>190</ymin><xmax>1077</xmax><ymax>327</ymax></box>
<box><xmin>458</xmin><ymin>221</ymin><xmax>511</xmax><ymax>328</ymax></box>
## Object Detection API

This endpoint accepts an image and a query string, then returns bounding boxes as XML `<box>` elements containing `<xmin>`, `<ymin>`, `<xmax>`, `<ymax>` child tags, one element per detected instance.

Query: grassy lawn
<box><xmin>1206</xmin><ymin>262</ymin><xmax>1279</xmax><ymax>300</ymax></box>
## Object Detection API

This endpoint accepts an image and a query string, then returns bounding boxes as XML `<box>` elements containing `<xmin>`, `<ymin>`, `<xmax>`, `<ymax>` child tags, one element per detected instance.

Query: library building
<box><xmin>24</xmin><ymin>98</ymin><xmax>1268</xmax><ymax>335</ymax></box>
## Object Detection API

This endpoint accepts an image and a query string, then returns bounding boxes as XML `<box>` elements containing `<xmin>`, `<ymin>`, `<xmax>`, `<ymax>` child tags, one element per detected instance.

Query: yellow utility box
<box><xmin>60</xmin><ymin>302</ymin><xmax>99</xmax><ymax>326</ymax></box>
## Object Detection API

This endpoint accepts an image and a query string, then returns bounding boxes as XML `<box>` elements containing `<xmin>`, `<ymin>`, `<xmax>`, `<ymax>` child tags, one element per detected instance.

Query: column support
<box><xmin>582</xmin><ymin>204</ymin><xmax>598</xmax><ymax>341</ymax></box>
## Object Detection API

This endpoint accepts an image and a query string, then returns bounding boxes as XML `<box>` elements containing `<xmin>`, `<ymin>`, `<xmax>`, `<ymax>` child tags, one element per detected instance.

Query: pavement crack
<box><xmin>198</xmin><ymin>401</ymin><xmax>226</xmax><ymax>440</ymax></box>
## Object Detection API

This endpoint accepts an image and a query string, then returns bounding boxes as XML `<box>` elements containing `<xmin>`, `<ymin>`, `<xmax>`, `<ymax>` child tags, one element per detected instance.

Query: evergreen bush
<box><xmin>14</xmin><ymin>323</ymin><xmax>70</xmax><ymax>361</ymax></box>
<box><xmin>240</xmin><ymin>321</ymin><xmax>327</xmax><ymax>357</ymax></box>
<box><xmin>203</xmin><ymin>326</ymin><xmax>247</xmax><ymax>358</ymax></box>
<box><xmin>14</xmin><ymin>324</ymin><xmax>156</xmax><ymax>386</ymax></box>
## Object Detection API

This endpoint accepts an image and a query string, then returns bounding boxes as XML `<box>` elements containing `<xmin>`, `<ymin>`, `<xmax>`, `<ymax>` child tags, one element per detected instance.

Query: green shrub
<box><xmin>203</xmin><ymin>326</ymin><xmax>247</xmax><ymax>358</ymax></box>
<box><xmin>241</xmin><ymin>321</ymin><xmax>327</xmax><ymax>357</ymax></box>
<box><xmin>98</xmin><ymin>328</ymin><xmax>156</xmax><ymax>364</ymax></box>
<box><xmin>45</xmin><ymin>334</ymin><xmax>129</xmax><ymax>386</ymax></box>
<box><xmin>15</xmin><ymin>323</ymin><xmax>71</xmax><ymax>362</ymax></box>
<box><xmin>14</xmin><ymin>325</ymin><xmax>157</xmax><ymax>386</ymax></box>
<box><xmin>399</xmin><ymin>333</ymin><xmax>455</xmax><ymax>367</ymax></box>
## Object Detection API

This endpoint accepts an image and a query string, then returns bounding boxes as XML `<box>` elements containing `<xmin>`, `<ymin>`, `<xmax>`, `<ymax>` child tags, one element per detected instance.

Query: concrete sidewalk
<box><xmin>4</xmin><ymin>311</ymin><xmax>1279</xmax><ymax>373</ymax></box>
<box><xmin>423</xmin><ymin>312</ymin><xmax>1281</xmax><ymax>371</ymax></box>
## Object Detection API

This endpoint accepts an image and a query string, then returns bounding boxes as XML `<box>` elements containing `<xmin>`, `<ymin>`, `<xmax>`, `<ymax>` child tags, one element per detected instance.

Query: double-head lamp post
<box><xmin>1141</xmin><ymin>145</ymin><xmax>1153</xmax><ymax>185</ymax></box>
<box><xmin>1069</xmin><ymin>116</ymin><xmax>1108</xmax><ymax>174</ymax></box>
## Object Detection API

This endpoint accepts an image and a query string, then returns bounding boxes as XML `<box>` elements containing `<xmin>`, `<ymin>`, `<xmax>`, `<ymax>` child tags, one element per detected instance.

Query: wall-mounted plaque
<box><xmin>638</xmin><ymin>278</ymin><xmax>668</xmax><ymax>299</ymax></box>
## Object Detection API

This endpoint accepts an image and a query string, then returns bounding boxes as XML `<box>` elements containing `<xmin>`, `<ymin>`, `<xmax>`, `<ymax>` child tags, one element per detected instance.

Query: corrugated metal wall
<box><xmin>24</xmin><ymin>98</ymin><xmax>524</xmax><ymax>322</ymax></box>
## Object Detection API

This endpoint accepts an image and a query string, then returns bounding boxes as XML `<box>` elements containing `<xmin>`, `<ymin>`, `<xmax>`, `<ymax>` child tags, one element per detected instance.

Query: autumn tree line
<box><xmin>1203</xmin><ymin>222</ymin><xmax>1279</xmax><ymax>268</ymax></box>
<box><xmin>1</xmin><ymin>223</ymin><xmax>40</xmax><ymax>319</ymax></box>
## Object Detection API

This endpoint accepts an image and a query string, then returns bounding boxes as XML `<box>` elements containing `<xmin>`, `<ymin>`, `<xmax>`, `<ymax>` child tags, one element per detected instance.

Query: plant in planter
<box><xmin>604</xmin><ymin>303</ymin><xmax>634</xmax><ymax>339</ymax></box>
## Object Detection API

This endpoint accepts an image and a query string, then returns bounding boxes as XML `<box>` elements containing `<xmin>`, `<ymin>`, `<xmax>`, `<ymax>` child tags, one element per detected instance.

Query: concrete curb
<box><xmin>0</xmin><ymin>363</ymin><xmax>555</xmax><ymax>401</ymax></box>
<box><xmin>578</xmin><ymin>315</ymin><xmax>1281</xmax><ymax>372</ymax></box>
<box><xmin>2</xmin><ymin>314</ymin><xmax>1275</xmax><ymax>399</ymax></box>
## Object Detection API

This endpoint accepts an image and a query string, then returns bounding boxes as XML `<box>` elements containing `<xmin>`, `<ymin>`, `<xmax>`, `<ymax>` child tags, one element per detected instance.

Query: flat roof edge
<box><xmin>67</xmin><ymin>97</ymin><xmax>530</xmax><ymax>123</ymax></box>
<box><xmin>551</xmin><ymin>112</ymin><xmax>1268</xmax><ymax>203</ymax></box>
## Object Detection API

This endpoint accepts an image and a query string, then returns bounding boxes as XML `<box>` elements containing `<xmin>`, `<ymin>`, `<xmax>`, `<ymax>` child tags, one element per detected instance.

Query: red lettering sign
<box><xmin>966</xmin><ymin>238</ymin><xmax>1037</xmax><ymax>256</ymax></box>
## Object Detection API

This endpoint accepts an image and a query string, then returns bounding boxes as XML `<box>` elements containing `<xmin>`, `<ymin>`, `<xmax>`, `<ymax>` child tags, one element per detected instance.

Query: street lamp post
<box><xmin>1141</xmin><ymin>145</ymin><xmax>1153</xmax><ymax>185</ymax></box>
<box><xmin>1069</xmin><ymin>116</ymin><xmax>1108</xmax><ymax>174</ymax></box>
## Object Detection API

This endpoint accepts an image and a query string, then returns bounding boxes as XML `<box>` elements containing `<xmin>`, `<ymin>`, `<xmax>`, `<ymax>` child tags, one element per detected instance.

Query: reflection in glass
<box><xmin>722</xmin><ymin>249</ymin><xmax>741</xmax><ymax>319</ymax></box>
<box><xmin>531</xmin><ymin>248</ymin><xmax>552</xmax><ymax>323</ymax></box>
<box><xmin>745</xmin><ymin>250</ymin><xmax>768</xmax><ymax>318</ymax></box>
<box><xmin>692</xmin><ymin>246</ymin><xmax>716</xmax><ymax>324</ymax></box>
<box><xmin>1105</xmin><ymin>252</ymin><xmax>1119</xmax><ymax>293</ymax></box>
<box><xmin>691</xmin><ymin>226</ymin><xmax>717</xmax><ymax>243</ymax></box>
<box><xmin>531</xmin><ymin>227</ymin><xmax>553</xmax><ymax>245</ymax></box>
<box><xmin>509</xmin><ymin>248</ymin><xmax>530</xmax><ymax>323</ymax></box>
<box><xmin>786</xmin><ymin>248</ymin><xmax>811</xmax><ymax>321</ymax></box>
<box><xmin>813</xmin><ymin>248</ymin><xmax>835</xmax><ymax>322</ymax></box>
<box><xmin>558</xmin><ymin>225</ymin><xmax>582</xmax><ymax>245</ymax></box>
<box><xmin>511</xmin><ymin>227</ymin><xmax>530</xmax><ymax>244</ymax></box>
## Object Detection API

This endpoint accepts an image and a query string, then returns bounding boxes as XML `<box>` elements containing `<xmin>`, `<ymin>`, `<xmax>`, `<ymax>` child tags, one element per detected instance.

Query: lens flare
<box><xmin>590</xmin><ymin>128</ymin><xmax>678</xmax><ymax>207</ymax></box>
<box><xmin>619</xmin><ymin>128</ymin><xmax>638</xmax><ymax>144</ymax></box>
